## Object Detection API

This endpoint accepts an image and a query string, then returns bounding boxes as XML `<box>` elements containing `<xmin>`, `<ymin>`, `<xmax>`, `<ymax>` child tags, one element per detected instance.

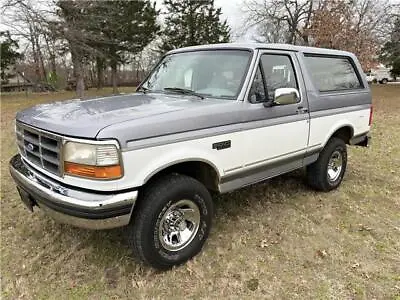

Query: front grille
<box><xmin>16</xmin><ymin>123</ymin><xmax>62</xmax><ymax>176</ymax></box>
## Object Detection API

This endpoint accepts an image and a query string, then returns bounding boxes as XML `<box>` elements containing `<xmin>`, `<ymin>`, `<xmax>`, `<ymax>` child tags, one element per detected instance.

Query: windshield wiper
<box><xmin>163</xmin><ymin>87</ymin><xmax>204</xmax><ymax>99</ymax></box>
<box><xmin>137</xmin><ymin>86</ymin><xmax>151</xmax><ymax>93</ymax></box>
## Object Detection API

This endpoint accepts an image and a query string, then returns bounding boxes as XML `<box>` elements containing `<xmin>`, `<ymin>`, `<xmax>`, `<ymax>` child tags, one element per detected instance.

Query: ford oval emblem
<box><xmin>27</xmin><ymin>143</ymin><xmax>35</xmax><ymax>151</ymax></box>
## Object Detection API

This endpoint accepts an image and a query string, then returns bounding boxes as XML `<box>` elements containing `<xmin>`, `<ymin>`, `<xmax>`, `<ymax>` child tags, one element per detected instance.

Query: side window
<box><xmin>249</xmin><ymin>65</ymin><xmax>266</xmax><ymax>103</ymax></box>
<box><xmin>260</xmin><ymin>54</ymin><xmax>298</xmax><ymax>101</ymax></box>
<box><xmin>304</xmin><ymin>55</ymin><xmax>363</xmax><ymax>92</ymax></box>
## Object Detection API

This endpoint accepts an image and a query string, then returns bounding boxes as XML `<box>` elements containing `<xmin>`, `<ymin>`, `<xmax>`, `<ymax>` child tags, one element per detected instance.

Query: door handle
<box><xmin>296</xmin><ymin>106</ymin><xmax>309</xmax><ymax>114</ymax></box>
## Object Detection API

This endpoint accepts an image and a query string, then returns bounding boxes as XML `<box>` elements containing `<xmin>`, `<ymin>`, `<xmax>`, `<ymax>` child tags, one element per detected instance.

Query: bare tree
<box><xmin>242</xmin><ymin>0</ymin><xmax>396</xmax><ymax>69</ymax></box>
<box><xmin>2</xmin><ymin>2</ymin><xmax>43</xmax><ymax>83</ymax></box>
<box><xmin>309</xmin><ymin>0</ymin><xmax>395</xmax><ymax>69</ymax></box>
<box><xmin>1</xmin><ymin>0</ymin><xmax>66</xmax><ymax>88</ymax></box>
<box><xmin>242</xmin><ymin>0</ymin><xmax>314</xmax><ymax>45</ymax></box>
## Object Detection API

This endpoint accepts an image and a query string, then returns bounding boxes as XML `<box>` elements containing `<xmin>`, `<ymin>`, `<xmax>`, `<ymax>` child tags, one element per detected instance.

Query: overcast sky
<box><xmin>2</xmin><ymin>0</ymin><xmax>399</xmax><ymax>42</ymax></box>
<box><xmin>215</xmin><ymin>0</ymin><xmax>249</xmax><ymax>41</ymax></box>
<box><xmin>215</xmin><ymin>0</ymin><xmax>243</xmax><ymax>27</ymax></box>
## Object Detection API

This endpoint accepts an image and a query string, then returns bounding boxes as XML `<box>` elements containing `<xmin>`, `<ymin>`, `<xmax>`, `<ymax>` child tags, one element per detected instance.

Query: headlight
<box><xmin>63</xmin><ymin>142</ymin><xmax>122</xmax><ymax>179</ymax></box>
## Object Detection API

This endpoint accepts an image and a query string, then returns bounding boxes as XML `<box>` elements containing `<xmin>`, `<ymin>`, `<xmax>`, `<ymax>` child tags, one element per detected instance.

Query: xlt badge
<box><xmin>212</xmin><ymin>140</ymin><xmax>231</xmax><ymax>150</ymax></box>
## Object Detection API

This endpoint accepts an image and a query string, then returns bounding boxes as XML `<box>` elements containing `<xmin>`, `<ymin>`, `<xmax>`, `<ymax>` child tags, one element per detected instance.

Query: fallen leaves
<box><xmin>260</xmin><ymin>239</ymin><xmax>280</xmax><ymax>248</ymax></box>
<box><xmin>260</xmin><ymin>239</ymin><xmax>268</xmax><ymax>248</ymax></box>
<box><xmin>358</xmin><ymin>224</ymin><xmax>373</xmax><ymax>232</ymax></box>
<box><xmin>246</xmin><ymin>278</ymin><xmax>259</xmax><ymax>291</ymax></box>
<box><xmin>103</xmin><ymin>267</ymin><xmax>119</xmax><ymax>288</ymax></box>
<box><xmin>316</xmin><ymin>249</ymin><xmax>328</xmax><ymax>259</ymax></box>
<box><xmin>260</xmin><ymin>232</ymin><xmax>282</xmax><ymax>248</ymax></box>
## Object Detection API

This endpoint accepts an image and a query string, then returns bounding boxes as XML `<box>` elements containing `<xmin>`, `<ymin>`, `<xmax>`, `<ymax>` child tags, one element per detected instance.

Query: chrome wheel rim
<box><xmin>158</xmin><ymin>199</ymin><xmax>200</xmax><ymax>252</ymax></box>
<box><xmin>327</xmin><ymin>150</ymin><xmax>343</xmax><ymax>182</ymax></box>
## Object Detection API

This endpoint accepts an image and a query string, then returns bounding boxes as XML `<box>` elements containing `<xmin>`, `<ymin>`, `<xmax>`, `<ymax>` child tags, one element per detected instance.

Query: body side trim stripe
<box><xmin>222</xmin><ymin>144</ymin><xmax>322</xmax><ymax>181</ymax></box>
<box><xmin>222</xmin><ymin>150</ymin><xmax>306</xmax><ymax>182</ymax></box>
<box><xmin>124</xmin><ymin>105</ymin><xmax>368</xmax><ymax>151</ymax></box>
<box><xmin>219</xmin><ymin>150</ymin><xmax>321</xmax><ymax>193</ymax></box>
<box><xmin>243</xmin><ymin>147</ymin><xmax>308</xmax><ymax>168</ymax></box>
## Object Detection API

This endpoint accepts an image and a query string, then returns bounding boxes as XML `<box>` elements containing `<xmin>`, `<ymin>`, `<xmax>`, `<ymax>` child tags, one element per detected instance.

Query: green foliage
<box><xmin>391</xmin><ymin>57</ymin><xmax>400</xmax><ymax>78</ymax></box>
<box><xmin>47</xmin><ymin>71</ymin><xmax>58</xmax><ymax>86</ymax></box>
<box><xmin>381</xmin><ymin>17</ymin><xmax>400</xmax><ymax>73</ymax></box>
<box><xmin>159</xmin><ymin>0</ymin><xmax>231</xmax><ymax>53</ymax></box>
<box><xmin>89</xmin><ymin>1</ymin><xmax>160</xmax><ymax>65</ymax></box>
<box><xmin>55</xmin><ymin>1</ymin><xmax>97</xmax><ymax>60</ymax></box>
<box><xmin>0</xmin><ymin>31</ymin><xmax>22</xmax><ymax>83</ymax></box>
<box><xmin>55</xmin><ymin>1</ymin><xmax>159</xmax><ymax>65</ymax></box>
<box><xmin>55</xmin><ymin>1</ymin><xmax>159</xmax><ymax>93</ymax></box>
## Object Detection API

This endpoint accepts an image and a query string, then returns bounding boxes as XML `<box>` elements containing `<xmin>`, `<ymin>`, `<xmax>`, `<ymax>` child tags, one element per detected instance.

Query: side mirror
<box><xmin>272</xmin><ymin>88</ymin><xmax>300</xmax><ymax>105</ymax></box>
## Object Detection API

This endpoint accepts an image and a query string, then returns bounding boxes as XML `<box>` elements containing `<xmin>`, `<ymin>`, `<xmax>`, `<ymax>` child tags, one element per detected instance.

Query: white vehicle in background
<box><xmin>367</xmin><ymin>65</ymin><xmax>393</xmax><ymax>84</ymax></box>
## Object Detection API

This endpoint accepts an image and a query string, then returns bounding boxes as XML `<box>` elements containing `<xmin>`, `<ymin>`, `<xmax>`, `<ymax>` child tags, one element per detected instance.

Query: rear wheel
<box><xmin>127</xmin><ymin>174</ymin><xmax>213</xmax><ymax>269</ymax></box>
<box><xmin>306</xmin><ymin>137</ymin><xmax>347</xmax><ymax>191</ymax></box>
<box><xmin>381</xmin><ymin>78</ymin><xmax>388</xmax><ymax>84</ymax></box>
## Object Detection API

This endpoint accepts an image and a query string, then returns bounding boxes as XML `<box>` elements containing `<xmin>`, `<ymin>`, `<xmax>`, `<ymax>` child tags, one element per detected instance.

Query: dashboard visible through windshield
<box><xmin>140</xmin><ymin>50</ymin><xmax>252</xmax><ymax>100</ymax></box>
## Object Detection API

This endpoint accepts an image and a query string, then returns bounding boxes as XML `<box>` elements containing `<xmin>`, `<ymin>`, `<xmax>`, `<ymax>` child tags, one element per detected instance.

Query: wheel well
<box><xmin>331</xmin><ymin>126</ymin><xmax>353</xmax><ymax>144</ymax></box>
<box><xmin>145</xmin><ymin>161</ymin><xmax>220</xmax><ymax>192</ymax></box>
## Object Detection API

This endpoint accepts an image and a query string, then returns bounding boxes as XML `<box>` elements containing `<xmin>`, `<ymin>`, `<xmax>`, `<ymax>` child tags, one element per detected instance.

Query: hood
<box><xmin>16</xmin><ymin>93</ymin><xmax>244</xmax><ymax>146</ymax></box>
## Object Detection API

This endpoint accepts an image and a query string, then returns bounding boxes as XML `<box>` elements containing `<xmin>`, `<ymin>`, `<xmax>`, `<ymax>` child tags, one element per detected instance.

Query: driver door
<box><xmin>241</xmin><ymin>51</ymin><xmax>310</xmax><ymax>179</ymax></box>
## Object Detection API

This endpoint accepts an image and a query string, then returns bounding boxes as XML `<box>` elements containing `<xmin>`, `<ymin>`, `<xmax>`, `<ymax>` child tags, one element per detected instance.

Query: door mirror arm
<box><xmin>263</xmin><ymin>99</ymin><xmax>275</xmax><ymax>107</ymax></box>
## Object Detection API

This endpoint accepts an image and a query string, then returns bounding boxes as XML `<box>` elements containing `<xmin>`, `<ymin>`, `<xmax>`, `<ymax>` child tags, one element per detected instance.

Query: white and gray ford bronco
<box><xmin>10</xmin><ymin>43</ymin><xmax>372</xmax><ymax>269</ymax></box>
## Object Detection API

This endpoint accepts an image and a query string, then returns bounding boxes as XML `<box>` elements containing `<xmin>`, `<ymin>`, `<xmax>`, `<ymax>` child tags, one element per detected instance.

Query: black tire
<box><xmin>381</xmin><ymin>78</ymin><xmax>388</xmax><ymax>84</ymax></box>
<box><xmin>306</xmin><ymin>137</ymin><xmax>347</xmax><ymax>192</ymax></box>
<box><xmin>127</xmin><ymin>174</ymin><xmax>213</xmax><ymax>270</ymax></box>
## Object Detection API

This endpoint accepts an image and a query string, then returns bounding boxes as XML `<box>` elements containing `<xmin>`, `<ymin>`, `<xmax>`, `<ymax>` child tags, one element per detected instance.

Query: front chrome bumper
<box><xmin>9</xmin><ymin>154</ymin><xmax>138</xmax><ymax>230</ymax></box>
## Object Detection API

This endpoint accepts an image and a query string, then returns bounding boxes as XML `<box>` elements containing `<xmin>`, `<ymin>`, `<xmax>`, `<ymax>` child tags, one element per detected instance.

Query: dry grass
<box><xmin>1</xmin><ymin>86</ymin><xmax>399</xmax><ymax>299</ymax></box>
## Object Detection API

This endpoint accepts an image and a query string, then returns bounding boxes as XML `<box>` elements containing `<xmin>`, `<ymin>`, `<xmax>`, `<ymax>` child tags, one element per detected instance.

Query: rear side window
<box><xmin>304</xmin><ymin>55</ymin><xmax>363</xmax><ymax>92</ymax></box>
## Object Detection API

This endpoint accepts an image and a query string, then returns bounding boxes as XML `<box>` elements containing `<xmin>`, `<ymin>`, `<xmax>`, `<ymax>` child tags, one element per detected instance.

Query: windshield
<box><xmin>140</xmin><ymin>50</ymin><xmax>252</xmax><ymax>99</ymax></box>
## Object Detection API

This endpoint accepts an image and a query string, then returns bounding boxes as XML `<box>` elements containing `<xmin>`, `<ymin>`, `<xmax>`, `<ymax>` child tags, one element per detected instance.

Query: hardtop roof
<box><xmin>167</xmin><ymin>43</ymin><xmax>355</xmax><ymax>57</ymax></box>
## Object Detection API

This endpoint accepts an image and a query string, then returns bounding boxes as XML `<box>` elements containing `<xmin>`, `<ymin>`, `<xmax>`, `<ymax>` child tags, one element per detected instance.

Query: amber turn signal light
<box><xmin>64</xmin><ymin>162</ymin><xmax>122</xmax><ymax>179</ymax></box>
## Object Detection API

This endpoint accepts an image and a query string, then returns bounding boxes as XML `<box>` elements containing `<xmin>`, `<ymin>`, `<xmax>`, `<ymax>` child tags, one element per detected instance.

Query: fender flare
<box><xmin>142</xmin><ymin>157</ymin><xmax>223</xmax><ymax>185</ymax></box>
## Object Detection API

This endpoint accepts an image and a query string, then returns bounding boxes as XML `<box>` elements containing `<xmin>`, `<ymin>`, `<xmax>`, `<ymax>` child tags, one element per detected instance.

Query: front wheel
<box><xmin>127</xmin><ymin>174</ymin><xmax>213</xmax><ymax>269</ymax></box>
<box><xmin>306</xmin><ymin>137</ymin><xmax>347</xmax><ymax>191</ymax></box>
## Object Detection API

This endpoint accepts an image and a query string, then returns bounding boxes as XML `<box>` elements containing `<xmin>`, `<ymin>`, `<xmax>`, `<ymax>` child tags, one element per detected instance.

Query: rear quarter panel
<box><xmin>297</xmin><ymin>51</ymin><xmax>372</xmax><ymax>148</ymax></box>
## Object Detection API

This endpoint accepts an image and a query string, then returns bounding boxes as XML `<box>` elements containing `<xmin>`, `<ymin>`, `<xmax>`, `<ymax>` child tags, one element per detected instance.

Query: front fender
<box><xmin>120</xmin><ymin>144</ymin><xmax>224</xmax><ymax>189</ymax></box>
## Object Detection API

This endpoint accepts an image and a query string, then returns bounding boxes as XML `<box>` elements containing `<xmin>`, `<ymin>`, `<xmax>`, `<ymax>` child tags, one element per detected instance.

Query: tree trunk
<box><xmin>111</xmin><ymin>60</ymin><xmax>118</xmax><ymax>94</ymax></box>
<box><xmin>32</xmin><ymin>26</ymin><xmax>47</xmax><ymax>84</ymax></box>
<box><xmin>44</xmin><ymin>36</ymin><xmax>58</xmax><ymax>86</ymax></box>
<box><xmin>50</xmin><ymin>53</ymin><xmax>57</xmax><ymax>86</ymax></box>
<box><xmin>76</xmin><ymin>73</ymin><xmax>85</xmax><ymax>98</ymax></box>
<box><xmin>71</xmin><ymin>47</ymin><xmax>85</xmax><ymax>99</ymax></box>
<box><xmin>96</xmin><ymin>57</ymin><xmax>104</xmax><ymax>90</ymax></box>
<box><xmin>29</xmin><ymin>26</ymin><xmax>41</xmax><ymax>84</ymax></box>
<box><xmin>37</xmin><ymin>42</ymin><xmax>47</xmax><ymax>84</ymax></box>
<box><xmin>302</xmin><ymin>0</ymin><xmax>313</xmax><ymax>46</ymax></box>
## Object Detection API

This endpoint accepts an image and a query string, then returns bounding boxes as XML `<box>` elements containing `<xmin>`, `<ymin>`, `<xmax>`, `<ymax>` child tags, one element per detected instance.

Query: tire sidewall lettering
<box><xmin>154</xmin><ymin>200</ymin><xmax>172</xmax><ymax>250</ymax></box>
